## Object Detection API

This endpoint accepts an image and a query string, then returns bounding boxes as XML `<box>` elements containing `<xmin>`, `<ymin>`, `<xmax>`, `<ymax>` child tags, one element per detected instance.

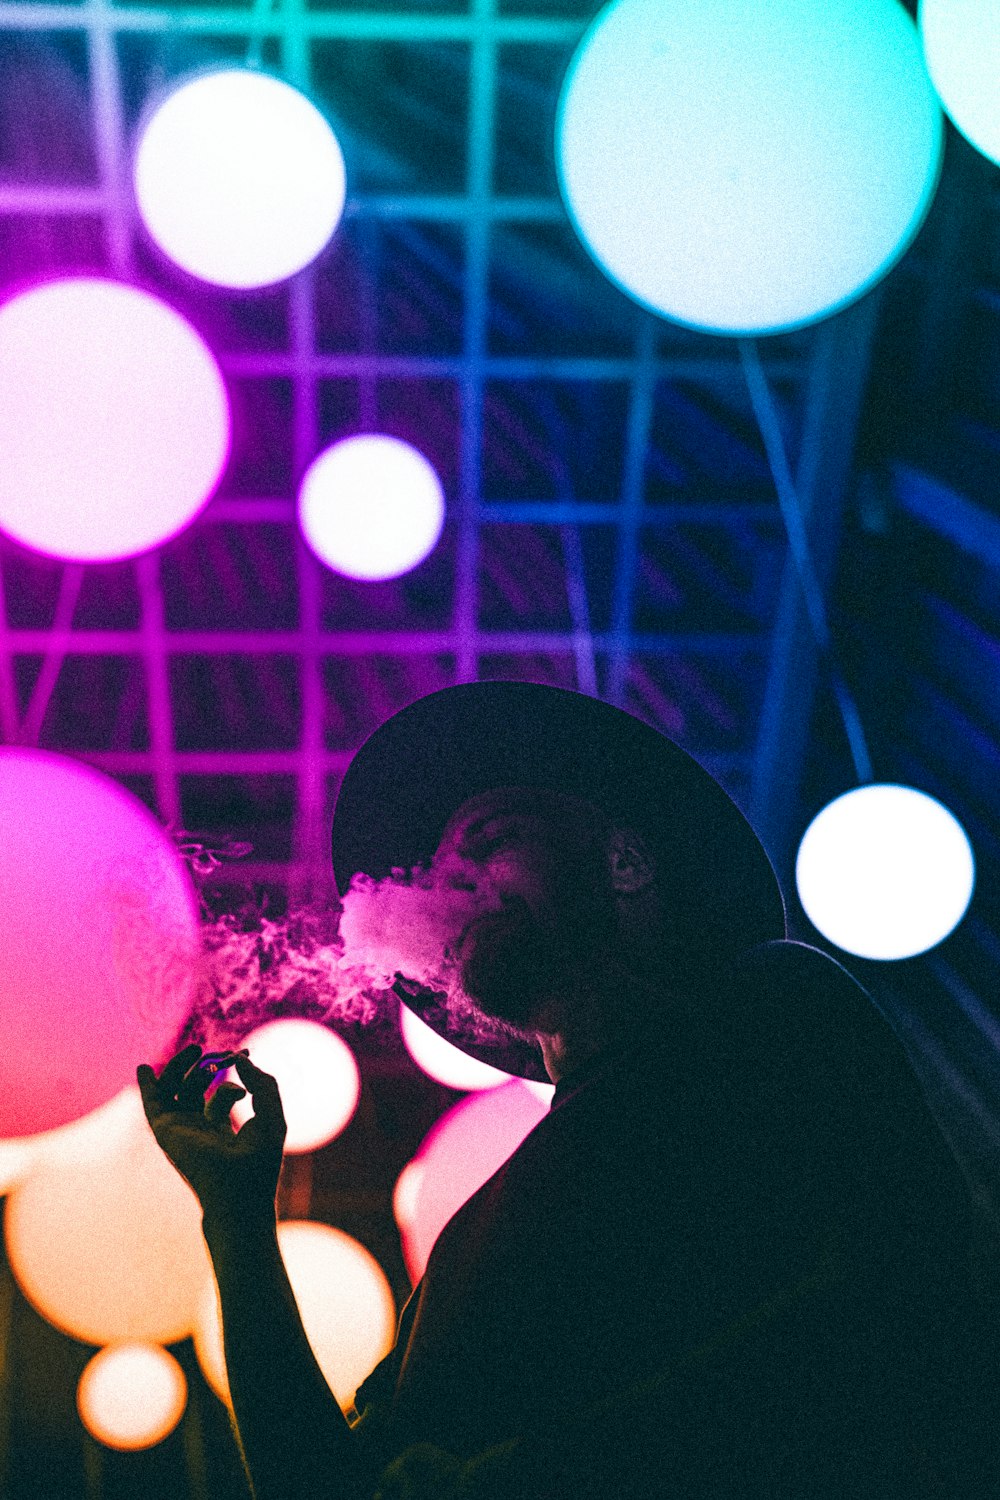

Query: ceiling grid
<box><xmin>0</xmin><ymin>0</ymin><xmax>819</xmax><ymax>899</ymax></box>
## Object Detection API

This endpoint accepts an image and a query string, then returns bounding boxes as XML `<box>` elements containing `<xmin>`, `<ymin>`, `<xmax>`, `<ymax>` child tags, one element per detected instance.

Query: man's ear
<box><xmin>607</xmin><ymin>827</ymin><xmax>657</xmax><ymax>895</ymax></box>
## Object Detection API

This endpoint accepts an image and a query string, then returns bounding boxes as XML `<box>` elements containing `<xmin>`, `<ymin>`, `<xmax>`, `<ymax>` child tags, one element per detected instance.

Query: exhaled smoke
<box><xmin>174</xmin><ymin>833</ymin><xmax>515</xmax><ymax>1055</ymax></box>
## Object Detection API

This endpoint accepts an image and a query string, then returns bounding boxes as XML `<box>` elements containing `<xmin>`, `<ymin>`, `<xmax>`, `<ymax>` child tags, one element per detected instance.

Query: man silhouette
<box><xmin>140</xmin><ymin>682</ymin><xmax>993</xmax><ymax>1499</ymax></box>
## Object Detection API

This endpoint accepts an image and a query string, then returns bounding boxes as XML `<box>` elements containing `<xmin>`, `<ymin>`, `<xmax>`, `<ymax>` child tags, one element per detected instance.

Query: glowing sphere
<box><xmin>5</xmin><ymin>1089</ymin><xmax>214</xmax><ymax>1344</ymax></box>
<box><xmin>134</xmin><ymin>68</ymin><xmax>346</xmax><ymax>289</ymax></box>
<box><xmin>298</xmin><ymin>435</ymin><xmax>445</xmax><ymax>581</ymax></box>
<box><xmin>0</xmin><ymin>750</ymin><xmax>199</xmax><ymax>1137</ymax></box>
<box><xmin>227</xmin><ymin>1019</ymin><xmax>360</xmax><ymax>1154</ymax></box>
<box><xmin>0</xmin><ymin>1087</ymin><xmax>137</xmax><ymax>1188</ymax></box>
<box><xmin>401</xmin><ymin>1081</ymin><xmax>551</xmax><ymax>1283</ymax></box>
<box><xmin>0</xmin><ymin>1141</ymin><xmax>35</xmax><ymax>1197</ymax></box>
<box><xmin>920</xmin><ymin>1</ymin><xmax>1000</xmax><ymax>168</ymax></box>
<box><xmin>77</xmin><ymin>1344</ymin><xmax>187</xmax><ymax>1451</ymax></box>
<box><xmin>796</xmin><ymin>784</ymin><xmax>975</xmax><ymax>961</ymax></box>
<box><xmin>399</xmin><ymin>1006</ymin><xmax>513</xmax><ymax>1093</ymax></box>
<box><xmin>392</xmin><ymin>1158</ymin><xmax>426</xmax><ymax>1235</ymax></box>
<box><xmin>556</xmin><ymin>0</ymin><xmax>943</xmax><ymax>334</ymax></box>
<box><xmin>0</xmin><ymin>279</ymin><xmax>229</xmax><ymax>561</ymax></box>
<box><xmin>194</xmin><ymin>1221</ymin><xmax>395</xmax><ymax>1412</ymax></box>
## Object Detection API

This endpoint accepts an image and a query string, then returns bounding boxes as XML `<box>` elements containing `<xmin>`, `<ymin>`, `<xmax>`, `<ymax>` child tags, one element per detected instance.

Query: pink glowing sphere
<box><xmin>0</xmin><ymin>278</ymin><xmax>229</xmax><ymax>561</ymax></box>
<box><xmin>399</xmin><ymin>1005</ymin><xmax>515</xmax><ymax>1093</ymax></box>
<box><xmin>400</xmin><ymin>1081</ymin><xmax>552</xmax><ymax>1283</ymax></box>
<box><xmin>227</xmin><ymin>1019</ymin><xmax>361</xmax><ymax>1153</ymax></box>
<box><xmin>0</xmin><ymin>750</ymin><xmax>200</xmax><ymax>1136</ymax></box>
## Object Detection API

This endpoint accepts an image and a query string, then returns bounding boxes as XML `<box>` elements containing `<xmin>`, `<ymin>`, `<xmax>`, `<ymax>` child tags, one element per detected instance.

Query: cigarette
<box><xmin>197</xmin><ymin>1049</ymin><xmax>250</xmax><ymax>1074</ymax></box>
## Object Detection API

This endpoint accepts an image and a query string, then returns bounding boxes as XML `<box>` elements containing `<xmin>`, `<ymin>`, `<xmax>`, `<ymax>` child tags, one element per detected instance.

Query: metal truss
<box><xmin>0</xmin><ymin>0</ymin><xmax>842</xmax><ymax>904</ymax></box>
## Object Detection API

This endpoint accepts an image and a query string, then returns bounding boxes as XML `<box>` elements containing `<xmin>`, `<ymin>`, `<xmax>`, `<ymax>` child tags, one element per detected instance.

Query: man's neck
<box><xmin>534</xmin><ymin>964</ymin><xmax>669</xmax><ymax>1083</ymax></box>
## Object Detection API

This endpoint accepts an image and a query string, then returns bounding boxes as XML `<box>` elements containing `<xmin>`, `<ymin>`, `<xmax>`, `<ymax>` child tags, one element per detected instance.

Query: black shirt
<box><xmin>353</xmin><ymin>941</ymin><xmax>994</xmax><ymax>1496</ymax></box>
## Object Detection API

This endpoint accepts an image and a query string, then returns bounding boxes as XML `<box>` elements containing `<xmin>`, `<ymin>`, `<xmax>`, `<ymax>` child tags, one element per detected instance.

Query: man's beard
<box><xmin>451</xmin><ymin>899</ymin><xmax>576</xmax><ymax>1037</ymax></box>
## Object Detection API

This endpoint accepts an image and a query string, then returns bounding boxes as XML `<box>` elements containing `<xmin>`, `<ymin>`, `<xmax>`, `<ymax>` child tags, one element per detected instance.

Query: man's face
<box><xmin>431</xmin><ymin>786</ymin><xmax>616</xmax><ymax>1034</ymax></box>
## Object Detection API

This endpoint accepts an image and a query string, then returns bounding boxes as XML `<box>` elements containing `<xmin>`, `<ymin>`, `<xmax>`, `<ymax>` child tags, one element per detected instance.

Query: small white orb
<box><xmin>77</xmin><ymin>1343</ymin><xmax>187</xmax><ymax>1451</ymax></box>
<box><xmin>920</xmin><ymin>0</ymin><xmax>1000</xmax><ymax>168</ymax></box>
<box><xmin>228</xmin><ymin>1019</ymin><xmax>360</xmax><ymax>1154</ymax></box>
<box><xmin>134</xmin><ymin>67</ymin><xmax>346</xmax><ymax>288</ymax></box>
<box><xmin>795</xmin><ymin>784</ymin><xmax>975</xmax><ymax>961</ymax></box>
<box><xmin>557</xmin><ymin>0</ymin><xmax>943</xmax><ymax>334</ymax></box>
<box><xmin>298</xmin><ymin>434</ymin><xmax>445</xmax><ymax>581</ymax></box>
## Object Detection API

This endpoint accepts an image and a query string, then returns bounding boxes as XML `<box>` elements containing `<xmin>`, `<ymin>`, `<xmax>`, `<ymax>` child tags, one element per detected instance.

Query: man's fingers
<box><xmin>232</xmin><ymin>1055</ymin><xmax>286</xmax><ymax>1135</ymax></box>
<box><xmin>157</xmin><ymin>1043</ymin><xmax>203</xmax><ymax>1097</ymax></box>
<box><xmin>136</xmin><ymin>1064</ymin><xmax>160</xmax><ymax>1119</ymax></box>
<box><xmin>205</xmin><ymin>1083</ymin><xmax>247</xmax><ymax>1128</ymax></box>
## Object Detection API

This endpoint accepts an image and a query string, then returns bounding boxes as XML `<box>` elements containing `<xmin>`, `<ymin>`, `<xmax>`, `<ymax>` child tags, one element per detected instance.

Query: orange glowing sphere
<box><xmin>77</xmin><ymin>1343</ymin><xmax>187</xmax><ymax>1450</ymax></box>
<box><xmin>5</xmin><ymin>1088</ymin><xmax>213</xmax><ymax>1344</ymax></box>
<box><xmin>226</xmin><ymin>1019</ymin><xmax>361</xmax><ymax>1153</ymax></box>
<box><xmin>0</xmin><ymin>1139</ymin><xmax>35</xmax><ymax>1196</ymax></box>
<box><xmin>400</xmin><ymin>1080</ymin><xmax>551</xmax><ymax>1283</ymax></box>
<box><xmin>193</xmin><ymin>1221</ymin><xmax>395</xmax><ymax>1413</ymax></box>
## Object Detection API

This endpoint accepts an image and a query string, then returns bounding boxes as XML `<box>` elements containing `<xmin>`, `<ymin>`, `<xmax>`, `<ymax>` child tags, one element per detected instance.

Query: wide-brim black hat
<box><xmin>331</xmin><ymin>680</ymin><xmax>786</xmax><ymax>1082</ymax></box>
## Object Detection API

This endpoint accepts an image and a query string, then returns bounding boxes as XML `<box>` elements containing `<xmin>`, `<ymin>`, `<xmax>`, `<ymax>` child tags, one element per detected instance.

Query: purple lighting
<box><xmin>0</xmin><ymin>278</ymin><xmax>230</xmax><ymax>562</ymax></box>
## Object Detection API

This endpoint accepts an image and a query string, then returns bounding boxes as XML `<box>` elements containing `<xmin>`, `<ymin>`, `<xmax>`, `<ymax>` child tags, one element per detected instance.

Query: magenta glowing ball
<box><xmin>399</xmin><ymin>1005</ymin><xmax>515</xmax><ymax>1093</ymax></box>
<box><xmin>399</xmin><ymin>1081</ymin><xmax>552</xmax><ymax>1283</ymax></box>
<box><xmin>0</xmin><ymin>278</ymin><xmax>230</xmax><ymax>562</ymax></box>
<box><xmin>0</xmin><ymin>750</ymin><xmax>200</xmax><ymax>1137</ymax></box>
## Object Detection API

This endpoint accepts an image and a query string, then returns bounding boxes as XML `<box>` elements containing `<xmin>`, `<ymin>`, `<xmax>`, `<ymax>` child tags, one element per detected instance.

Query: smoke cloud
<box><xmin>173</xmin><ymin>834</ymin><xmax>516</xmax><ymax>1056</ymax></box>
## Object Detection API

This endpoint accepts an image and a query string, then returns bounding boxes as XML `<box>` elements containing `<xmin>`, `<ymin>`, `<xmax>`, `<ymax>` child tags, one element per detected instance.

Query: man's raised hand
<box><xmin>137</xmin><ymin>1044</ymin><xmax>287</xmax><ymax>1229</ymax></box>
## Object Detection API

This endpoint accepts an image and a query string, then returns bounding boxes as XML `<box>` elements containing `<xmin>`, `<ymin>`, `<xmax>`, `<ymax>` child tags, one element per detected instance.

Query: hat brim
<box><xmin>331</xmin><ymin>681</ymin><xmax>786</xmax><ymax>1082</ymax></box>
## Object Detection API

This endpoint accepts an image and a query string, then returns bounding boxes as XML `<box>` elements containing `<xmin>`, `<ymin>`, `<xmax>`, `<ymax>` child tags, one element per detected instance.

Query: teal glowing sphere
<box><xmin>921</xmin><ymin>0</ymin><xmax>1000</xmax><ymax>169</ymax></box>
<box><xmin>556</xmin><ymin>0</ymin><xmax>943</xmax><ymax>335</ymax></box>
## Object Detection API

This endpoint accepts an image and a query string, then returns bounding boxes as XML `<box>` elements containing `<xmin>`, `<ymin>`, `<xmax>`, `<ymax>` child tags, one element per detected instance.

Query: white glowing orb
<box><xmin>796</xmin><ymin>784</ymin><xmax>975</xmax><ymax>961</ymax></box>
<box><xmin>920</xmin><ymin>1</ymin><xmax>1000</xmax><ymax>169</ymax></box>
<box><xmin>77</xmin><ymin>1343</ymin><xmax>187</xmax><ymax>1451</ymax></box>
<box><xmin>227</xmin><ymin>1019</ymin><xmax>360</xmax><ymax>1154</ymax></box>
<box><xmin>0</xmin><ymin>279</ymin><xmax>229</xmax><ymax>561</ymax></box>
<box><xmin>134</xmin><ymin>68</ymin><xmax>346</xmax><ymax>288</ymax></box>
<box><xmin>399</xmin><ymin>1005</ymin><xmax>514</xmax><ymax>1093</ymax></box>
<box><xmin>298</xmin><ymin>435</ymin><xmax>445</xmax><ymax>581</ymax></box>
<box><xmin>401</xmin><ymin>1081</ymin><xmax>551</xmax><ymax>1283</ymax></box>
<box><xmin>0</xmin><ymin>749</ymin><xmax>200</xmax><ymax>1137</ymax></box>
<box><xmin>557</xmin><ymin>0</ymin><xmax>943</xmax><ymax>334</ymax></box>
<box><xmin>5</xmin><ymin>1089</ymin><xmax>213</xmax><ymax>1344</ymax></box>
<box><xmin>194</xmin><ymin>1221</ymin><xmax>395</xmax><ymax>1412</ymax></box>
